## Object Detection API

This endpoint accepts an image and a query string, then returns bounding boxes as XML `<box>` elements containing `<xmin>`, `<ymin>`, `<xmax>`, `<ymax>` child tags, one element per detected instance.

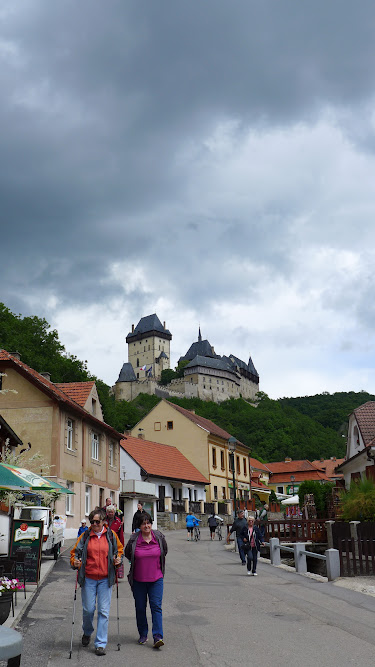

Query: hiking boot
<box><xmin>82</xmin><ymin>635</ymin><xmax>91</xmax><ymax>647</ymax></box>
<box><xmin>138</xmin><ymin>637</ymin><xmax>148</xmax><ymax>645</ymax></box>
<box><xmin>153</xmin><ymin>635</ymin><xmax>164</xmax><ymax>649</ymax></box>
<box><xmin>95</xmin><ymin>647</ymin><xmax>106</xmax><ymax>656</ymax></box>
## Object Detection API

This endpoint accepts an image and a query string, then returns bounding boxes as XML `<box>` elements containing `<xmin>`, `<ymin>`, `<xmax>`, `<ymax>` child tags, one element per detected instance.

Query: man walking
<box><xmin>226</xmin><ymin>509</ymin><xmax>247</xmax><ymax>565</ymax></box>
<box><xmin>132</xmin><ymin>501</ymin><xmax>147</xmax><ymax>533</ymax></box>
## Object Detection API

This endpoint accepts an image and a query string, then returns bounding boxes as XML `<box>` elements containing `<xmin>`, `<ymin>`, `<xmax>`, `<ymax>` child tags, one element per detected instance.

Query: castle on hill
<box><xmin>113</xmin><ymin>314</ymin><xmax>259</xmax><ymax>403</ymax></box>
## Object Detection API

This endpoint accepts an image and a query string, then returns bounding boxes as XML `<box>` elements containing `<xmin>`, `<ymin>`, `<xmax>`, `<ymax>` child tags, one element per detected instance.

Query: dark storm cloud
<box><xmin>2</xmin><ymin>0</ymin><xmax>375</xmax><ymax>317</ymax></box>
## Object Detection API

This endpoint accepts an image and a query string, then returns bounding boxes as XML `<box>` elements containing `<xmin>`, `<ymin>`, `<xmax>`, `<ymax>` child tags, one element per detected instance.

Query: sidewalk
<box><xmin>3</xmin><ymin>540</ymin><xmax>75</xmax><ymax>629</ymax></box>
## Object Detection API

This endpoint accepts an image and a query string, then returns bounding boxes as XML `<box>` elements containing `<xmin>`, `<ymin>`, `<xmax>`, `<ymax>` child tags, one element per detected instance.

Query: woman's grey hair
<box><xmin>106</xmin><ymin>505</ymin><xmax>116</xmax><ymax>512</ymax></box>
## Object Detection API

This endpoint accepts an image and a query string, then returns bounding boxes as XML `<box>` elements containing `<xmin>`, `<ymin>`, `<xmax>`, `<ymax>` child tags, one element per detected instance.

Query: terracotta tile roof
<box><xmin>251</xmin><ymin>477</ymin><xmax>270</xmax><ymax>491</ymax></box>
<box><xmin>0</xmin><ymin>350</ymin><xmax>122</xmax><ymax>439</ymax></box>
<box><xmin>311</xmin><ymin>458</ymin><xmax>345</xmax><ymax>479</ymax></box>
<box><xmin>269</xmin><ymin>470</ymin><xmax>331</xmax><ymax>483</ymax></box>
<box><xmin>165</xmin><ymin>400</ymin><xmax>246</xmax><ymax>446</ymax></box>
<box><xmin>250</xmin><ymin>457</ymin><xmax>270</xmax><ymax>472</ymax></box>
<box><xmin>266</xmin><ymin>460</ymin><xmax>318</xmax><ymax>474</ymax></box>
<box><xmin>55</xmin><ymin>382</ymin><xmax>95</xmax><ymax>407</ymax></box>
<box><xmin>353</xmin><ymin>401</ymin><xmax>375</xmax><ymax>445</ymax></box>
<box><xmin>120</xmin><ymin>435</ymin><xmax>209</xmax><ymax>484</ymax></box>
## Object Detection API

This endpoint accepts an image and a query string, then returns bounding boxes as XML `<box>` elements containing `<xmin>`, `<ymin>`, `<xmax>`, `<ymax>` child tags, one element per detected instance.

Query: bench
<box><xmin>0</xmin><ymin>627</ymin><xmax>23</xmax><ymax>666</ymax></box>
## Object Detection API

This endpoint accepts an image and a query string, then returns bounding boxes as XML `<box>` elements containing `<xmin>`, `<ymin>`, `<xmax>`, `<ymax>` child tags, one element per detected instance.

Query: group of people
<box><xmin>226</xmin><ymin>505</ymin><xmax>268</xmax><ymax>575</ymax></box>
<box><xmin>185</xmin><ymin>511</ymin><xmax>224</xmax><ymax>540</ymax></box>
<box><xmin>70</xmin><ymin>500</ymin><xmax>167</xmax><ymax>656</ymax></box>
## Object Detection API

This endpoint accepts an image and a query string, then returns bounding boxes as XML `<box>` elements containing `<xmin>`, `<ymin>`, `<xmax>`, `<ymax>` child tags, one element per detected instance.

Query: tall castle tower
<box><xmin>126</xmin><ymin>314</ymin><xmax>172</xmax><ymax>381</ymax></box>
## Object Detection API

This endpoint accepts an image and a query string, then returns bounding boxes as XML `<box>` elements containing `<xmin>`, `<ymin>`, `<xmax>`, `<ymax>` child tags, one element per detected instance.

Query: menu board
<box><xmin>10</xmin><ymin>519</ymin><xmax>44</xmax><ymax>585</ymax></box>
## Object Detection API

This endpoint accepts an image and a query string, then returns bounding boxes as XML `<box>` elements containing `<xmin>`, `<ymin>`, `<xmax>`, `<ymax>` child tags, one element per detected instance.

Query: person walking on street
<box><xmin>241</xmin><ymin>515</ymin><xmax>264</xmax><ymax>576</ymax></box>
<box><xmin>132</xmin><ymin>501</ymin><xmax>147</xmax><ymax>533</ymax></box>
<box><xmin>70</xmin><ymin>508</ymin><xmax>123</xmax><ymax>656</ymax></box>
<box><xmin>226</xmin><ymin>509</ymin><xmax>247</xmax><ymax>565</ymax></box>
<box><xmin>78</xmin><ymin>519</ymin><xmax>88</xmax><ymax>537</ymax></box>
<box><xmin>125</xmin><ymin>513</ymin><xmax>168</xmax><ymax>649</ymax></box>
<box><xmin>186</xmin><ymin>511</ymin><xmax>199</xmax><ymax>541</ymax></box>
<box><xmin>256</xmin><ymin>503</ymin><xmax>269</xmax><ymax>540</ymax></box>
<box><xmin>105</xmin><ymin>505</ymin><xmax>125</xmax><ymax>578</ymax></box>
<box><xmin>208</xmin><ymin>513</ymin><xmax>218</xmax><ymax>540</ymax></box>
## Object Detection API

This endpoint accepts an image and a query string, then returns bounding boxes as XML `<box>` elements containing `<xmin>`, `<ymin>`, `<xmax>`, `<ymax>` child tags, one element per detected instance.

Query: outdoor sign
<box><xmin>287</xmin><ymin>484</ymin><xmax>299</xmax><ymax>495</ymax></box>
<box><xmin>10</xmin><ymin>519</ymin><xmax>43</xmax><ymax>584</ymax></box>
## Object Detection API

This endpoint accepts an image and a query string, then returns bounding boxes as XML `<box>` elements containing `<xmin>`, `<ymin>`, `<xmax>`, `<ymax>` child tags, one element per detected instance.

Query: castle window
<box><xmin>137</xmin><ymin>358</ymin><xmax>139</xmax><ymax>367</ymax></box>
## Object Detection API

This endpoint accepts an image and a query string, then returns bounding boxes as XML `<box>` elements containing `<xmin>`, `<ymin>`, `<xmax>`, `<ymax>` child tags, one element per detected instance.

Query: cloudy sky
<box><xmin>2</xmin><ymin>1</ymin><xmax>375</xmax><ymax>399</ymax></box>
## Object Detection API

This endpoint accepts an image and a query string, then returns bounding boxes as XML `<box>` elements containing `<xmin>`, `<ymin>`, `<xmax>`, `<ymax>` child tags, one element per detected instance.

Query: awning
<box><xmin>281</xmin><ymin>494</ymin><xmax>300</xmax><ymax>506</ymax></box>
<box><xmin>0</xmin><ymin>463</ymin><xmax>73</xmax><ymax>493</ymax></box>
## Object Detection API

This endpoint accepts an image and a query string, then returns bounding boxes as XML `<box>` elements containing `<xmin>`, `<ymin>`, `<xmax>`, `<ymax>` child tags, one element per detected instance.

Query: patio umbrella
<box><xmin>0</xmin><ymin>463</ymin><xmax>73</xmax><ymax>493</ymax></box>
<box><xmin>281</xmin><ymin>494</ymin><xmax>300</xmax><ymax>505</ymax></box>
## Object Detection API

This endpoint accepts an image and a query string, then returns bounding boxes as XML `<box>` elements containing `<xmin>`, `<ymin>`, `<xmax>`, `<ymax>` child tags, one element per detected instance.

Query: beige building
<box><xmin>131</xmin><ymin>399</ymin><xmax>252</xmax><ymax>505</ymax></box>
<box><xmin>0</xmin><ymin>350</ymin><xmax>123</xmax><ymax>538</ymax></box>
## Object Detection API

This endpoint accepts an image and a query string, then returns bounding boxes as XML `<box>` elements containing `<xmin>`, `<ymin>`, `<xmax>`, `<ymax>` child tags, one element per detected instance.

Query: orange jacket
<box><xmin>70</xmin><ymin>527</ymin><xmax>124</xmax><ymax>581</ymax></box>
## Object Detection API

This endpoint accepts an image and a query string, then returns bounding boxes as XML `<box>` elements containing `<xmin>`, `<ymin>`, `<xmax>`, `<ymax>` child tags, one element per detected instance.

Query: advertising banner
<box><xmin>10</xmin><ymin>519</ymin><xmax>44</xmax><ymax>584</ymax></box>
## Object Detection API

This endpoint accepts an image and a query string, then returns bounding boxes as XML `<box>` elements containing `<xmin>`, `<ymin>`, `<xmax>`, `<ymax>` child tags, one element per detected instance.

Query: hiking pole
<box><xmin>116</xmin><ymin>570</ymin><xmax>121</xmax><ymax>651</ymax></box>
<box><xmin>69</xmin><ymin>571</ymin><xmax>79</xmax><ymax>659</ymax></box>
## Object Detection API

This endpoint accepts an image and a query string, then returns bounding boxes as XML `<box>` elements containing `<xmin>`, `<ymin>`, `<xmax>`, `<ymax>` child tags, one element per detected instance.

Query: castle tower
<box><xmin>126</xmin><ymin>314</ymin><xmax>172</xmax><ymax>381</ymax></box>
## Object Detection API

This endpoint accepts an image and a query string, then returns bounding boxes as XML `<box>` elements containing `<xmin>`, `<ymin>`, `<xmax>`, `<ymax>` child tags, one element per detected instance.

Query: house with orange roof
<box><xmin>311</xmin><ymin>457</ymin><xmax>345</xmax><ymax>485</ymax></box>
<box><xmin>130</xmin><ymin>399</ymin><xmax>252</xmax><ymax>508</ymax></box>
<box><xmin>0</xmin><ymin>350</ymin><xmax>123</xmax><ymax>537</ymax></box>
<box><xmin>120</xmin><ymin>434</ymin><xmax>209</xmax><ymax>532</ymax></box>
<box><xmin>266</xmin><ymin>459</ymin><xmax>331</xmax><ymax>497</ymax></box>
<box><xmin>335</xmin><ymin>401</ymin><xmax>375</xmax><ymax>487</ymax></box>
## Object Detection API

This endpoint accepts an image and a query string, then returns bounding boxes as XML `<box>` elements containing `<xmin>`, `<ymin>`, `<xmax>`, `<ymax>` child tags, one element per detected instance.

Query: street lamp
<box><xmin>248</xmin><ymin>454</ymin><xmax>252</xmax><ymax>510</ymax></box>
<box><xmin>228</xmin><ymin>437</ymin><xmax>237</xmax><ymax>517</ymax></box>
<box><xmin>290</xmin><ymin>475</ymin><xmax>295</xmax><ymax>496</ymax></box>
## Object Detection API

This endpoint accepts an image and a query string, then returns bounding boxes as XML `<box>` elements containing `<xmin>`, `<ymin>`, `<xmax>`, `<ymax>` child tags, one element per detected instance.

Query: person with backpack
<box><xmin>70</xmin><ymin>508</ymin><xmax>123</xmax><ymax>656</ymax></box>
<box><xmin>208</xmin><ymin>513</ymin><xmax>218</xmax><ymax>540</ymax></box>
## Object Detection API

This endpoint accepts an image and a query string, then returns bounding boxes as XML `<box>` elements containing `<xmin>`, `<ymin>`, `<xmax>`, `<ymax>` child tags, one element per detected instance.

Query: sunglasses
<box><xmin>90</xmin><ymin>519</ymin><xmax>102</xmax><ymax>525</ymax></box>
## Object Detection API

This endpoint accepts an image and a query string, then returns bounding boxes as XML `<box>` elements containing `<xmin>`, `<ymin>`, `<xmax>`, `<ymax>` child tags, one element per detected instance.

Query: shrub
<box><xmin>341</xmin><ymin>477</ymin><xmax>375</xmax><ymax>522</ymax></box>
<box><xmin>298</xmin><ymin>481</ymin><xmax>334</xmax><ymax>518</ymax></box>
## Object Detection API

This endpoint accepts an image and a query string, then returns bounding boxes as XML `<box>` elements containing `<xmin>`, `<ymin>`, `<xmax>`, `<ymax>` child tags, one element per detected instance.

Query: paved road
<box><xmin>13</xmin><ymin>528</ymin><xmax>375</xmax><ymax>667</ymax></box>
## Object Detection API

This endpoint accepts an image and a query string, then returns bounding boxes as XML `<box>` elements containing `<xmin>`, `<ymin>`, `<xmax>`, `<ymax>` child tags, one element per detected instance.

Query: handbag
<box><xmin>243</xmin><ymin>541</ymin><xmax>251</xmax><ymax>555</ymax></box>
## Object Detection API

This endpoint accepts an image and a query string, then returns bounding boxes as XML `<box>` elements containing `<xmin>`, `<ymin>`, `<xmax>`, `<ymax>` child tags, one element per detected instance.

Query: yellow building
<box><xmin>131</xmin><ymin>399</ymin><xmax>252</xmax><ymax>506</ymax></box>
<box><xmin>0</xmin><ymin>350</ymin><xmax>123</xmax><ymax>538</ymax></box>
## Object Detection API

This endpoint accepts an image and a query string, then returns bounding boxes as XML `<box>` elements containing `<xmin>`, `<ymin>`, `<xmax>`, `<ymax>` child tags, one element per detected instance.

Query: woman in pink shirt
<box><xmin>125</xmin><ymin>513</ymin><xmax>168</xmax><ymax>648</ymax></box>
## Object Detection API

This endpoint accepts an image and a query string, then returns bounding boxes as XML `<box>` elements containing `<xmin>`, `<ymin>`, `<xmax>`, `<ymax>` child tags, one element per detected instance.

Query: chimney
<box><xmin>163</xmin><ymin>321</ymin><xmax>166</xmax><ymax>329</ymax></box>
<box><xmin>285</xmin><ymin>457</ymin><xmax>292</xmax><ymax>463</ymax></box>
<box><xmin>40</xmin><ymin>372</ymin><xmax>51</xmax><ymax>382</ymax></box>
<box><xmin>331</xmin><ymin>456</ymin><xmax>336</xmax><ymax>461</ymax></box>
<box><xmin>10</xmin><ymin>351</ymin><xmax>21</xmax><ymax>360</ymax></box>
<box><xmin>132</xmin><ymin>324</ymin><xmax>134</xmax><ymax>333</ymax></box>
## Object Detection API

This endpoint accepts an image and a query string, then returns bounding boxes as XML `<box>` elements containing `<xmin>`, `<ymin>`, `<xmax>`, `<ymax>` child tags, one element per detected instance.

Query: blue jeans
<box><xmin>132</xmin><ymin>578</ymin><xmax>164</xmax><ymax>639</ymax></box>
<box><xmin>246</xmin><ymin>547</ymin><xmax>258</xmax><ymax>573</ymax></box>
<box><xmin>81</xmin><ymin>577</ymin><xmax>113</xmax><ymax>648</ymax></box>
<box><xmin>237</xmin><ymin>536</ymin><xmax>246</xmax><ymax>564</ymax></box>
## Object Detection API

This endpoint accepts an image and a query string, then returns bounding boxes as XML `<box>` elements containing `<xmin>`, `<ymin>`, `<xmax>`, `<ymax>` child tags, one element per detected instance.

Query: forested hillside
<box><xmin>1</xmin><ymin>303</ymin><xmax>372</xmax><ymax>462</ymax></box>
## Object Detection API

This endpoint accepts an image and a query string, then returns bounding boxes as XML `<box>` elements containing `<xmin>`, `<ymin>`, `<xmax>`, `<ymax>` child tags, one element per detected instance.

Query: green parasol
<box><xmin>0</xmin><ymin>463</ymin><xmax>73</xmax><ymax>493</ymax></box>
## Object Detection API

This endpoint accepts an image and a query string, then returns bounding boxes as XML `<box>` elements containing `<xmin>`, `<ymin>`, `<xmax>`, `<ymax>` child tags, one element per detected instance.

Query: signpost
<box><xmin>9</xmin><ymin>519</ymin><xmax>43</xmax><ymax>584</ymax></box>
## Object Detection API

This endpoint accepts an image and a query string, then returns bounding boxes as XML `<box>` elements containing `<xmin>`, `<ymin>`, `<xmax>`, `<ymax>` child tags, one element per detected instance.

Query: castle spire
<box><xmin>198</xmin><ymin>326</ymin><xmax>202</xmax><ymax>342</ymax></box>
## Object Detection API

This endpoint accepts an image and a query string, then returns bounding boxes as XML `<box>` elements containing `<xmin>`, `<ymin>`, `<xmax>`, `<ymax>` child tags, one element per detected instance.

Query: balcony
<box><xmin>120</xmin><ymin>479</ymin><xmax>157</xmax><ymax>498</ymax></box>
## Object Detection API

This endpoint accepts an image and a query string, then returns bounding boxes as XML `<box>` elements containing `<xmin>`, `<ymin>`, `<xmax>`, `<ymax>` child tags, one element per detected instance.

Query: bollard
<box><xmin>269</xmin><ymin>537</ymin><xmax>281</xmax><ymax>565</ymax></box>
<box><xmin>294</xmin><ymin>543</ymin><xmax>307</xmax><ymax>574</ymax></box>
<box><xmin>325</xmin><ymin>548</ymin><xmax>340</xmax><ymax>581</ymax></box>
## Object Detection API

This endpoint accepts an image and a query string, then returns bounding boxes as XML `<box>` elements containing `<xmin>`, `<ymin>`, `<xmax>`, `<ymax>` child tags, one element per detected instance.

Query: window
<box><xmin>92</xmin><ymin>398</ymin><xmax>97</xmax><ymax>415</ymax></box>
<box><xmin>277</xmin><ymin>486</ymin><xmax>283</xmax><ymax>494</ymax></box>
<box><xmin>66</xmin><ymin>419</ymin><xmax>74</xmax><ymax>450</ymax></box>
<box><xmin>91</xmin><ymin>432</ymin><xmax>99</xmax><ymax>461</ymax></box>
<box><xmin>110</xmin><ymin>491</ymin><xmax>115</xmax><ymax>503</ymax></box>
<box><xmin>222</xmin><ymin>487</ymin><xmax>226</xmax><ymax>500</ymax></box>
<box><xmin>154</xmin><ymin>422</ymin><xmax>161</xmax><ymax>431</ymax></box>
<box><xmin>194</xmin><ymin>489</ymin><xmax>197</xmax><ymax>501</ymax></box>
<box><xmin>243</xmin><ymin>458</ymin><xmax>247</xmax><ymax>476</ymax></box>
<box><xmin>214</xmin><ymin>485</ymin><xmax>218</xmax><ymax>500</ymax></box>
<box><xmin>212</xmin><ymin>447</ymin><xmax>217</xmax><ymax>467</ymax></box>
<box><xmin>167</xmin><ymin>421</ymin><xmax>173</xmax><ymax>430</ymax></box>
<box><xmin>220</xmin><ymin>450</ymin><xmax>225</xmax><ymax>469</ymax></box>
<box><xmin>109</xmin><ymin>441</ymin><xmax>114</xmax><ymax>467</ymax></box>
<box><xmin>236</xmin><ymin>456</ymin><xmax>240</xmax><ymax>475</ymax></box>
<box><xmin>99</xmin><ymin>487</ymin><xmax>104</xmax><ymax>508</ymax></box>
<box><xmin>66</xmin><ymin>481</ymin><xmax>73</xmax><ymax>514</ymax></box>
<box><xmin>85</xmin><ymin>485</ymin><xmax>91</xmax><ymax>515</ymax></box>
<box><xmin>229</xmin><ymin>454</ymin><xmax>234</xmax><ymax>472</ymax></box>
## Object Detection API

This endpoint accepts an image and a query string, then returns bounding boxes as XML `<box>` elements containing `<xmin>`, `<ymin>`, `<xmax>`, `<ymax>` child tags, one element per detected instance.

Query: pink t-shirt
<box><xmin>133</xmin><ymin>532</ymin><xmax>163</xmax><ymax>582</ymax></box>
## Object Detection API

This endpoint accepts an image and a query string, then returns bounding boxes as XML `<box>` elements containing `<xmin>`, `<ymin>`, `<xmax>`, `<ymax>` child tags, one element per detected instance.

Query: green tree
<box><xmin>341</xmin><ymin>478</ymin><xmax>375</xmax><ymax>522</ymax></box>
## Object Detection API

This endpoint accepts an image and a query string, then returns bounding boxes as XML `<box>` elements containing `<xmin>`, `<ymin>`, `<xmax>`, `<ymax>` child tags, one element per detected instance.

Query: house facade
<box><xmin>130</xmin><ymin>399</ymin><xmax>252</xmax><ymax>505</ymax></box>
<box><xmin>120</xmin><ymin>434</ymin><xmax>209</xmax><ymax>533</ymax></box>
<box><xmin>336</xmin><ymin>401</ymin><xmax>375</xmax><ymax>487</ymax></box>
<box><xmin>0</xmin><ymin>350</ymin><xmax>123</xmax><ymax>538</ymax></box>
<box><xmin>266</xmin><ymin>459</ymin><xmax>331</xmax><ymax>496</ymax></box>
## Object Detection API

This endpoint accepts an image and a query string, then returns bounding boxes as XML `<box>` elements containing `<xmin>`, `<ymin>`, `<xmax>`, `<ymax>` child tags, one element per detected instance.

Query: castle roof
<box><xmin>126</xmin><ymin>314</ymin><xmax>171</xmax><ymax>342</ymax></box>
<box><xmin>185</xmin><ymin>355</ymin><xmax>238</xmax><ymax>375</ymax></box>
<box><xmin>179</xmin><ymin>338</ymin><xmax>217</xmax><ymax>363</ymax></box>
<box><xmin>116</xmin><ymin>363</ymin><xmax>137</xmax><ymax>383</ymax></box>
<box><xmin>228</xmin><ymin>354</ymin><xmax>259</xmax><ymax>378</ymax></box>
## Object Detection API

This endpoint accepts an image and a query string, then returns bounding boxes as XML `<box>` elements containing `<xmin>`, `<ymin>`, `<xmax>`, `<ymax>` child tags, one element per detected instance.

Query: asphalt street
<box><xmin>11</xmin><ymin>528</ymin><xmax>375</xmax><ymax>667</ymax></box>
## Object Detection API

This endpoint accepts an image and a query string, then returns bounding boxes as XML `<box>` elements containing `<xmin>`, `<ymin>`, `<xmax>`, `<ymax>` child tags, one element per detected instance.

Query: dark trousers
<box><xmin>246</xmin><ymin>547</ymin><xmax>258</xmax><ymax>573</ymax></box>
<box><xmin>237</xmin><ymin>536</ymin><xmax>246</xmax><ymax>564</ymax></box>
<box><xmin>132</xmin><ymin>578</ymin><xmax>163</xmax><ymax>639</ymax></box>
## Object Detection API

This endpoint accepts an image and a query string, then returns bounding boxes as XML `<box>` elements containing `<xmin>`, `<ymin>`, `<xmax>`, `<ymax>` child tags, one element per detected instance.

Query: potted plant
<box><xmin>0</xmin><ymin>577</ymin><xmax>24</xmax><ymax>625</ymax></box>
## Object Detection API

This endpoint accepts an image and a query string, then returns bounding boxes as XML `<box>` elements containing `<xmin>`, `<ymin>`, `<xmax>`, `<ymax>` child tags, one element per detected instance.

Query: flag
<box><xmin>147</xmin><ymin>366</ymin><xmax>152</xmax><ymax>377</ymax></box>
<box><xmin>140</xmin><ymin>365</ymin><xmax>147</xmax><ymax>371</ymax></box>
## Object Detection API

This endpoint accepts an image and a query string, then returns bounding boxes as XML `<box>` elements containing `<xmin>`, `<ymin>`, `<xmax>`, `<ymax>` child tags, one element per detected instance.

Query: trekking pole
<box><xmin>116</xmin><ymin>570</ymin><xmax>121</xmax><ymax>651</ymax></box>
<box><xmin>69</xmin><ymin>571</ymin><xmax>79</xmax><ymax>659</ymax></box>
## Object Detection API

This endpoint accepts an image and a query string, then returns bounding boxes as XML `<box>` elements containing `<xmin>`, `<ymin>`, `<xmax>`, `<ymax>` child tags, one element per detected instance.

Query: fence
<box><xmin>204</xmin><ymin>502</ymin><xmax>215</xmax><ymax>515</ymax></box>
<box><xmin>172</xmin><ymin>501</ymin><xmax>185</xmax><ymax>513</ymax></box>
<box><xmin>269</xmin><ymin>538</ymin><xmax>340</xmax><ymax>581</ymax></box>
<box><xmin>189</xmin><ymin>501</ymin><xmax>201</xmax><ymax>514</ymax></box>
<box><xmin>266</xmin><ymin>519</ymin><xmax>327</xmax><ymax>543</ymax></box>
<box><xmin>329</xmin><ymin>521</ymin><xmax>375</xmax><ymax>576</ymax></box>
